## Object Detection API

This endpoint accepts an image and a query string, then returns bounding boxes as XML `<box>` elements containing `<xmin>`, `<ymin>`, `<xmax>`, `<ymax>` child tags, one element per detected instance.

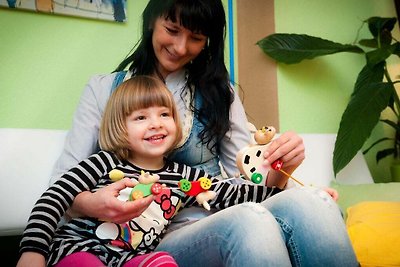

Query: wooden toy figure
<box><xmin>178</xmin><ymin>177</ymin><xmax>216</xmax><ymax>211</ymax></box>
<box><xmin>236</xmin><ymin>126</ymin><xmax>276</xmax><ymax>184</ymax></box>
<box><xmin>236</xmin><ymin>126</ymin><xmax>304</xmax><ymax>186</ymax></box>
<box><xmin>109</xmin><ymin>169</ymin><xmax>217</xmax><ymax>210</ymax></box>
<box><xmin>109</xmin><ymin>170</ymin><xmax>163</xmax><ymax>200</ymax></box>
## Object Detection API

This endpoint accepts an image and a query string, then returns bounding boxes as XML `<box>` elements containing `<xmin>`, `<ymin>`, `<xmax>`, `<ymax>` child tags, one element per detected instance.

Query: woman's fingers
<box><xmin>263</xmin><ymin>131</ymin><xmax>305</xmax><ymax>169</ymax></box>
<box><xmin>84</xmin><ymin>179</ymin><xmax>152</xmax><ymax>223</ymax></box>
<box><xmin>111</xmin><ymin>195</ymin><xmax>154</xmax><ymax>223</ymax></box>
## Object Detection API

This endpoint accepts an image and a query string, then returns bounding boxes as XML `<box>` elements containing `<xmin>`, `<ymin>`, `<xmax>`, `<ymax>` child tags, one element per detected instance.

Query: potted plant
<box><xmin>257</xmin><ymin>17</ymin><xmax>400</xmax><ymax>180</ymax></box>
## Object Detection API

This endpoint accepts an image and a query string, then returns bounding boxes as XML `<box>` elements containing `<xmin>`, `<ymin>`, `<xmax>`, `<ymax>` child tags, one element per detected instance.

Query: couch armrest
<box><xmin>293</xmin><ymin>134</ymin><xmax>374</xmax><ymax>187</ymax></box>
<box><xmin>0</xmin><ymin>128</ymin><xmax>67</xmax><ymax>236</ymax></box>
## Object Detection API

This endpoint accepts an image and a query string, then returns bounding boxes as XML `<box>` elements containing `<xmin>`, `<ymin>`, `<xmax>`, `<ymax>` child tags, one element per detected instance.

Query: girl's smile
<box><xmin>126</xmin><ymin>105</ymin><xmax>177</xmax><ymax>169</ymax></box>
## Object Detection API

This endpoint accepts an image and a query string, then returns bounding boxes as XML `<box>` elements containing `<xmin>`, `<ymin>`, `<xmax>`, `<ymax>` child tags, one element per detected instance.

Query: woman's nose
<box><xmin>174</xmin><ymin>36</ymin><xmax>188</xmax><ymax>56</ymax></box>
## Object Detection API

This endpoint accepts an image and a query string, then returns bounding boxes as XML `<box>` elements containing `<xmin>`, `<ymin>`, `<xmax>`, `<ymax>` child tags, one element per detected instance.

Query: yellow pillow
<box><xmin>346</xmin><ymin>201</ymin><xmax>400</xmax><ymax>267</ymax></box>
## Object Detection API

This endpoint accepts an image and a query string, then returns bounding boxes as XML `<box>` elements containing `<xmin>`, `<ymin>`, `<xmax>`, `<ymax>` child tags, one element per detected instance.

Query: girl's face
<box><xmin>126</xmin><ymin>105</ymin><xmax>177</xmax><ymax>169</ymax></box>
<box><xmin>152</xmin><ymin>17</ymin><xmax>207</xmax><ymax>78</ymax></box>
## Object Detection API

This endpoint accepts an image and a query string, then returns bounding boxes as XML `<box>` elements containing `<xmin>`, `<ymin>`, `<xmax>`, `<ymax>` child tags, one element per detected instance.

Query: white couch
<box><xmin>0</xmin><ymin>128</ymin><xmax>373</xmax><ymax>236</ymax></box>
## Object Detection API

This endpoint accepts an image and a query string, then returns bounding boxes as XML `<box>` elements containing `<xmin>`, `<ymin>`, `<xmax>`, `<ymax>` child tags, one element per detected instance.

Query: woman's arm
<box><xmin>70</xmin><ymin>179</ymin><xmax>154</xmax><ymax>223</ymax></box>
<box><xmin>50</xmin><ymin>74</ymin><xmax>115</xmax><ymax>184</ymax></box>
<box><xmin>219</xmin><ymin>89</ymin><xmax>252</xmax><ymax>177</ymax></box>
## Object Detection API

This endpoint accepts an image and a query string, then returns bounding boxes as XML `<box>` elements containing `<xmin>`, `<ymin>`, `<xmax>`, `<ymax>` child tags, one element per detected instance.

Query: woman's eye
<box><xmin>192</xmin><ymin>35</ymin><xmax>205</xmax><ymax>42</ymax></box>
<box><xmin>165</xmin><ymin>27</ymin><xmax>178</xmax><ymax>34</ymax></box>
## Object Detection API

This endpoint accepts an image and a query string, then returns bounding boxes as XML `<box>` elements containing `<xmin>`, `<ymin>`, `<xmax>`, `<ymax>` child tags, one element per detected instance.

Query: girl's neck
<box><xmin>128</xmin><ymin>156</ymin><xmax>165</xmax><ymax>171</ymax></box>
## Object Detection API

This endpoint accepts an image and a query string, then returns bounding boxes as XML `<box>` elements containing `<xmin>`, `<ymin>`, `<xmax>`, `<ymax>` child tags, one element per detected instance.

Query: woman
<box><xmin>49</xmin><ymin>0</ymin><xmax>358</xmax><ymax>266</ymax></box>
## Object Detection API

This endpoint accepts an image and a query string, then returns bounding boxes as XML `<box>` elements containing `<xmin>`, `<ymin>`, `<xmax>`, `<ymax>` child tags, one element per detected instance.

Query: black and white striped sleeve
<box><xmin>208</xmin><ymin>178</ymin><xmax>282</xmax><ymax>210</ymax></box>
<box><xmin>19</xmin><ymin>151</ymin><xmax>119</xmax><ymax>257</ymax></box>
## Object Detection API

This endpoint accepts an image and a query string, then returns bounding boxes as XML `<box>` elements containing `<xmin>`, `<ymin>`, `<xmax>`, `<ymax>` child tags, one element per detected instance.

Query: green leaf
<box><xmin>257</xmin><ymin>34</ymin><xmax>363</xmax><ymax>64</ymax></box>
<box><xmin>333</xmin><ymin>82</ymin><xmax>394</xmax><ymax>175</ymax></box>
<box><xmin>359</xmin><ymin>38</ymin><xmax>378</xmax><ymax>48</ymax></box>
<box><xmin>363</xmin><ymin>137</ymin><xmax>393</xmax><ymax>154</ymax></box>
<box><xmin>367</xmin><ymin>17</ymin><xmax>397</xmax><ymax>38</ymax></box>
<box><xmin>381</xmin><ymin>119</ymin><xmax>400</xmax><ymax>132</ymax></box>
<box><xmin>393</xmin><ymin>42</ymin><xmax>400</xmax><ymax>57</ymax></box>
<box><xmin>376</xmin><ymin>148</ymin><xmax>395</xmax><ymax>163</ymax></box>
<box><xmin>366</xmin><ymin>46</ymin><xmax>396</xmax><ymax>66</ymax></box>
<box><xmin>353</xmin><ymin>63</ymin><xmax>385</xmax><ymax>96</ymax></box>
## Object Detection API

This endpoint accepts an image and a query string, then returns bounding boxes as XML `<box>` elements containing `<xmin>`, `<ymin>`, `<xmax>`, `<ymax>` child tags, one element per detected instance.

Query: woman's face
<box><xmin>152</xmin><ymin>17</ymin><xmax>207</xmax><ymax>78</ymax></box>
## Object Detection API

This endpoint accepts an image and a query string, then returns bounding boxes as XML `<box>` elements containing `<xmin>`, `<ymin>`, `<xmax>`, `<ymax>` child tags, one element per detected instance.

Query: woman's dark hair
<box><xmin>114</xmin><ymin>0</ymin><xmax>233</xmax><ymax>153</ymax></box>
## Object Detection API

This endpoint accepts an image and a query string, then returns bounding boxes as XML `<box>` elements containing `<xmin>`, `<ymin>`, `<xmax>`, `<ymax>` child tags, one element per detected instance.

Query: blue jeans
<box><xmin>156</xmin><ymin>187</ymin><xmax>358</xmax><ymax>267</ymax></box>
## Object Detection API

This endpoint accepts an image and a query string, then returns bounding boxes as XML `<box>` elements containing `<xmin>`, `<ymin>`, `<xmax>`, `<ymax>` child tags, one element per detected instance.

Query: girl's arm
<box><xmin>178</xmin><ymin>164</ymin><xmax>283</xmax><ymax>210</ymax></box>
<box><xmin>17</xmin><ymin>252</ymin><xmax>45</xmax><ymax>267</ymax></box>
<box><xmin>19</xmin><ymin>151</ymin><xmax>114</xmax><ymax>257</ymax></box>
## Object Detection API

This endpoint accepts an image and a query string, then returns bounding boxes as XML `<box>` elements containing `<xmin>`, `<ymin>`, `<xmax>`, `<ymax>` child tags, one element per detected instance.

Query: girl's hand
<box><xmin>17</xmin><ymin>252</ymin><xmax>46</xmax><ymax>267</ymax></box>
<box><xmin>70</xmin><ymin>178</ymin><xmax>154</xmax><ymax>224</ymax></box>
<box><xmin>323</xmin><ymin>187</ymin><xmax>339</xmax><ymax>202</ymax></box>
<box><xmin>263</xmin><ymin>131</ymin><xmax>305</xmax><ymax>188</ymax></box>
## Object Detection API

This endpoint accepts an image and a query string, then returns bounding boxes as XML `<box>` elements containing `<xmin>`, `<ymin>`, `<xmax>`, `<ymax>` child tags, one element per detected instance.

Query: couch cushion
<box><xmin>0</xmin><ymin>128</ymin><xmax>67</xmax><ymax>235</ymax></box>
<box><xmin>346</xmin><ymin>201</ymin><xmax>400</xmax><ymax>267</ymax></box>
<box><xmin>330</xmin><ymin>181</ymin><xmax>400</xmax><ymax>215</ymax></box>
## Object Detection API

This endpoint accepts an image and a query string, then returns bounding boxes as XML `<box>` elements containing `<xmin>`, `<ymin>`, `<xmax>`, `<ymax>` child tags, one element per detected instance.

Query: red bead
<box><xmin>185</xmin><ymin>181</ymin><xmax>206</xmax><ymax>196</ymax></box>
<box><xmin>151</xmin><ymin>183</ymin><xmax>163</xmax><ymax>195</ymax></box>
<box><xmin>271</xmin><ymin>160</ymin><xmax>283</xmax><ymax>170</ymax></box>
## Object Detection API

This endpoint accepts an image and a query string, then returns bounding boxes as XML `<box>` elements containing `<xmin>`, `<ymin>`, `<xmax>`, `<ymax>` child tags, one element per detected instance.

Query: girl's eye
<box><xmin>161</xmin><ymin>112</ymin><xmax>171</xmax><ymax>117</ymax></box>
<box><xmin>135</xmin><ymin>116</ymin><xmax>146</xmax><ymax>121</ymax></box>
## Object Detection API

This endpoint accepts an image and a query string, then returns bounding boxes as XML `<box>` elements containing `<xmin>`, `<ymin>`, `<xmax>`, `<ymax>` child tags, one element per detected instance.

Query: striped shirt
<box><xmin>20</xmin><ymin>151</ymin><xmax>281</xmax><ymax>266</ymax></box>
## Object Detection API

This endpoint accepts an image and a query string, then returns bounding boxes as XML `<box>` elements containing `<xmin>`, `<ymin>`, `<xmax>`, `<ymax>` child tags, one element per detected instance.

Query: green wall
<box><xmin>0</xmin><ymin>0</ymin><xmax>231</xmax><ymax>129</ymax></box>
<box><xmin>0</xmin><ymin>0</ymin><xmax>398</xmax><ymax>182</ymax></box>
<box><xmin>275</xmin><ymin>0</ymin><xmax>399</xmax><ymax>182</ymax></box>
<box><xmin>0</xmin><ymin>1</ymin><xmax>145</xmax><ymax>129</ymax></box>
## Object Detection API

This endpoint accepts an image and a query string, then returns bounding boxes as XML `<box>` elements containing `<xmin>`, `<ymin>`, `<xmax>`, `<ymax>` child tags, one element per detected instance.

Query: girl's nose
<box><xmin>149</xmin><ymin>117</ymin><xmax>163</xmax><ymax>129</ymax></box>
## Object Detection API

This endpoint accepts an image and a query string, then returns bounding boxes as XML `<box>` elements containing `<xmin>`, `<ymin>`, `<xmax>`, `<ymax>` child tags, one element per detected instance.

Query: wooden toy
<box><xmin>236</xmin><ymin>126</ymin><xmax>304</xmax><ymax>186</ymax></box>
<box><xmin>109</xmin><ymin>169</ymin><xmax>217</xmax><ymax>210</ymax></box>
<box><xmin>178</xmin><ymin>177</ymin><xmax>216</xmax><ymax>210</ymax></box>
<box><xmin>109</xmin><ymin>170</ymin><xmax>163</xmax><ymax>200</ymax></box>
<box><xmin>236</xmin><ymin>126</ymin><xmax>276</xmax><ymax>184</ymax></box>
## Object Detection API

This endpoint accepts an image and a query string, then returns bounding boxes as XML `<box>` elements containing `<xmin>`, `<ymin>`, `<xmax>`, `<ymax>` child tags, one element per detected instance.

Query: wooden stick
<box><xmin>278</xmin><ymin>169</ymin><xmax>305</xmax><ymax>186</ymax></box>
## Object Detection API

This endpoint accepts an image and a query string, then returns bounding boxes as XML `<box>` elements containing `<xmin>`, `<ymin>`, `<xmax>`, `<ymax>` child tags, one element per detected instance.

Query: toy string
<box><xmin>278</xmin><ymin>169</ymin><xmax>304</xmax><ymax>186</ymax></box>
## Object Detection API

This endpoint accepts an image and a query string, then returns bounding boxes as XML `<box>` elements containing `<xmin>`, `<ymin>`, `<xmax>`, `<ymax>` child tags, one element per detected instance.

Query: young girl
<box><xmin>18</xmin><ymin>76</ymin><xmax>286</xmax><ymax>267</ymax></box>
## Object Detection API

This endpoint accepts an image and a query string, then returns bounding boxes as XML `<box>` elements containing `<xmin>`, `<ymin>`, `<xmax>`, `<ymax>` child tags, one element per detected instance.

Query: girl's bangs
<box><xmin>124</xmin><ymin>86</ymin><xmax>174</xmax><ymax>115</ymax></box>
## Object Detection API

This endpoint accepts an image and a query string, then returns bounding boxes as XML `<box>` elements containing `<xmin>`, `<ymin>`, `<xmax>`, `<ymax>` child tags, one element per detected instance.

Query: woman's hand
<box><xmin>263</xmin><ymin>131</ymin><xmax>305</xmax><ymax>188</ymax></box>
<box><xmin>17</xmin><ymin>252</ymin><xmax>46</xmax><ymax>267</ymax></box>
<box><xmin>70</xmin><ymin>178</ymin><xmax>154</xmax><ymax>224</ymax></box>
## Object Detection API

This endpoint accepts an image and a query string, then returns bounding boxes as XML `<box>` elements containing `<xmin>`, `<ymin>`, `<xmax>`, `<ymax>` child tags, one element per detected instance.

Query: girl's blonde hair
<box><xmin>99</xmin><ymin>75</ymin><xmax>182</xmax><ymax>160</ymax></box>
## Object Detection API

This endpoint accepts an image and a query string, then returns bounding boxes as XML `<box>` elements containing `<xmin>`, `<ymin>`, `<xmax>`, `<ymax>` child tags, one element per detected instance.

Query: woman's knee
<box><xmin>262</xmin><ymin>187</ymin><xmax>341</xmax><ymax>217</ymax></box>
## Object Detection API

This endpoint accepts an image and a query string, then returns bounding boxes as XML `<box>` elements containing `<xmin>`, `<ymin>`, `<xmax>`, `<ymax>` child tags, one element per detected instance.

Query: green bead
<box><xmin>179</xmin><ymin>179</ymin><xmax>192</xmax><ymax>192</ymax></box>
<box><xmin>251</xmin><ymin>173</ymin><xmax>263</xmax><ymax>184</ymax></box>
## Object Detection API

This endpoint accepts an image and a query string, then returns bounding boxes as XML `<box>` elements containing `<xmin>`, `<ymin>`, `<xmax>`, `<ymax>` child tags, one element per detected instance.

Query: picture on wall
<box><xmin>0</xmin><ymin>0</ymin><xmax>127</xmax><ymax>22</ymax></box>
